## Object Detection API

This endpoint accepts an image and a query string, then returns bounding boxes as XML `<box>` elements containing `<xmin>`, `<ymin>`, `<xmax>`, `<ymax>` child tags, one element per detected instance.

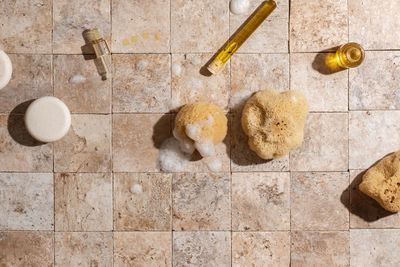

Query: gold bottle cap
<box><xmin>83</xmin><ymin>29</ymin><xmax>101</xmax><ymax>42</ymax></box>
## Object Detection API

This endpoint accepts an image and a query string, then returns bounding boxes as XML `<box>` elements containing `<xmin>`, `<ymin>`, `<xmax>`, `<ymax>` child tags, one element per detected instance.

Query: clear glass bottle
<box><xmin>83</xmin><ymin>29</ymin><xmax>111</xmax><ymax>80</ymax></box>
<box><xmin>335</xmin><ymin>43</ymin><xmax>365</xmax><ymax>69</ymax></box>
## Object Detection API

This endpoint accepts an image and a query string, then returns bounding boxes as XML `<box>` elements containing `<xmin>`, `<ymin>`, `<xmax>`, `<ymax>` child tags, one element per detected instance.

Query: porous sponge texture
<box><xmin>359</xmin><ymin>151</ymin><xmax>400</xmax><ymax>212</ymax></box>
<box><xmin>174</xmin><ymin>102</ymin><xmax>228</xmax><ymax>145</ymax></box>
<box><xmin>241</xmin><ymin>88</ymin><xmax>309</xmax><ymax>159</ymax></box>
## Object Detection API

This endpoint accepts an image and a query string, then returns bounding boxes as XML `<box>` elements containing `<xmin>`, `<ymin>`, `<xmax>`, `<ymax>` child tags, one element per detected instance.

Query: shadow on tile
<box><xmin>312</xmin><ymin>47</ymin><xmax>346</xmax><ymax>75</ymax></box>
<box><xmin>152</xmin><ymin>113</ymin><xmax>172</xmax><ymax>149</ymax></box>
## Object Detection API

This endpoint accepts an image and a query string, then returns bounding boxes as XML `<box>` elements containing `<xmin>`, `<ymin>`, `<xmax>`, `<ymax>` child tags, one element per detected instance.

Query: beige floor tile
<box><xmin>113</xmin><ymin>54</ymin><xmax>171</xmax><ymax>113</ymax></box>
<box><xmin>291</xmin><ymin>53</ymin><xmax>348</xmax><ymax>112</ymax></box>
<box><xmin>0</xmin><ymin>54</ymin><xmax>52</xmax><ymax>113</ymax></box>
<box><xmin>349</xmin><ymin>0</ymin><xmax>400</xmax><ymax>50</ymax></box>
<box><xmin>173</xmin><ymin>232</ymin><xmax>230</xmax><ymax>267</ymax></box>
<box><xmin>53</xmin><ymin>0</ymin><xmax>111</xmax><ymax>54</ymax></box>
<box><xmin>171</xmin><ymin>54</ymin><xmax>230</xmax><ymax>111</ymax></box>
<box><xmin>55</xmin><ymin>173</ymin><xmax>112</xmax><ymax>231</ymax></box>
<box><xmin>291</xmin><ymin>172</ymin><xmax>349</xmax><ymax>230</ymax></box>
<box><xmin>349</xmin><ymin>111</ymin><xmax>400</xmax><ymax>169</ymax></box>
<box><xmin>55</xmin><ymin>232</ymin><xmax>113</xmax><ymax>267</ymax></box>
<box><xmin>232</xmin><ymin>172</ymin><xmax>290</xmax><ymax>231</ymax></box>
<box><xmin>172</xmin><ymin>173</ymin><xmax>230</xmax><ymax>231</ymax></box>
<box><xmin>54</xmin><ymin>114</ymin><xmax>111</xmax><ymax>172</ymax></box>
<box><xmin>0</xmin><ymin>173</ymin><xmax>53</xmax><ymax>230</ymax></box>
<box><xmin>54</xmin><ymin>55</ymin><xmax>111</xmax><ymax>113</ymax></box>
<box><xmin>114</xmin><ymin>173</ymin><xmax>171</xmax><ymax>231</ymax></box>
<box><xmin>291</xmin><ymin>231</ymin><xmax>350</xmax><ymax>266</ymax></box>
<box><xmin>232</xmin><ymin>232</ymin><xmax>290</xmax><ymax>267</ymax></box>
<box><xmin>0</xmin><ymin>231</ymin><xmax>54</xmax><ymax>266</ymax></box>
<box><xmin>171</xmin><ymin>0</ymin><xmax>229</xmax><ymax>53</ymax></box>
<box><xmin>112</xmin><ymin>0</ymin><xmax>170</xmax><ymax>53</ymax></box>
<box><xmin>290</xmin><ymin>113</ymin><xmax>348</xmax><ymax>171</ymax></box>
<box><xmin>0</xmin><ymin>0</ymin><xmax>51</xmax><ymax>53</ymax></box>
<box><xmin>350</xmin><ymin>51</ymin><xmax>400</xmax><ymax>110</ymax></box>
<box><xmin>114</xmin><ymin>232</ymin><xmax>171</xmax><ymax>267</ymax></box>
<box><xmin>113</xmin><ymin>114</ymin><xmax>171</xmax><ymax>172</ymax></box>
<box><xmin>290</xmin><ymin>0</ymin><xmax>348</xmax><ymax>52</ymax></box>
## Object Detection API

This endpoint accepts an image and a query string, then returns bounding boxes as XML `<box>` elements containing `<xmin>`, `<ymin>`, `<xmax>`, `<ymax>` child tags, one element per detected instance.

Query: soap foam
<box><xmin>230</xmin><ymin>0</ymin><xmax>250</xmax><ymax>15</ymax></box>
<box><xmin>157</xmin><ymin>137</ymin><xmax>190</xmax><ymax>172</ymax></box>
<box><xmin>135</xmin><ymin>60</ymin><xmax>148</xmax><ymax>71</ymax></box>
<box><xmin>195</xmin><ymin>140</ymin><xmax>216</xmax><ymax>158</ymax></box>
<box><xmin>205</xmin><ymin>158</ymin><xmax>222</xmax><ymax>172</ymax></box>
<box><xmin>172</xmin><ymin>64</ymin><xmax>182</xmax><ymax>75</ymax></box>
<box><xmin>173</xmin><ymin>128</ymin><xmax>195</xmax><ymax>154</ymax></box>
<box><xmin>130</xmin><ymin>184</ymin><xmax>142</xmax><ymax>194</ymax></box>
<box><xmin>68</xmin><ymin>74</ymin><xmax>86</xmax><ymax>84</ymax></box>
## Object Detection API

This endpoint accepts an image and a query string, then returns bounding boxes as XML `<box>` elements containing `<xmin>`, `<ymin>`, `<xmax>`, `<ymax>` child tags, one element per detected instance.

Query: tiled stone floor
<box><xmin>1</xmin><ymin>0</ymin><xmax>400</xmax><ymax>266</ymax></box>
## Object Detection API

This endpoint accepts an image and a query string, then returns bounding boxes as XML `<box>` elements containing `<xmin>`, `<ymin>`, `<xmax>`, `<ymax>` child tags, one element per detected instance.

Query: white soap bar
<box><xmin>25</xmin><ymin>96</ymin><xmax>71</xmax><ymax>143</ymax></box>
<box><xmin>0</xmin><ymin>50</ymin><xmax>12</xmax><ymax>90</ymax></box>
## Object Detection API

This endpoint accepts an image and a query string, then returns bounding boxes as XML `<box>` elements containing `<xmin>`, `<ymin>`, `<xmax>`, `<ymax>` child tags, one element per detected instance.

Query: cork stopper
<box><xmin>83</xmin><ymin>29</ymin><xmax>101</xmax><ymax>43</ymax></box>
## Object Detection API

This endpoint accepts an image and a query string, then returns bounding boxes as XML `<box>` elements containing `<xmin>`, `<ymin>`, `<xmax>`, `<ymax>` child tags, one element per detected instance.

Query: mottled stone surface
<box><xmin>232</xmin><ymin>172</ymin><xmax>290</xmax><ymax>231</ymax></box>
<box><xmin>290</xmin><ymin>113</ymin><xmax>348</xmax><ymax>171</ymax></box>
<box><xmin>53</xmin><ymin>0</ymin><xmax>111</xmax><ymax>54</ymax></box>
<box><xmin>55</xmin><ymin>173</ymin><xmax>112</xmax><ymax>231</ymax></box>
<box><xmin>171</xmin><ymin>54</ymin><xmax>230</xmax><ymax>111</ymax></box>
<box><xmin>172</xmin><ymin>173</ymin><xmax>230</xmax><ymax>231</ymax></box>
<box><xmin>113</xmin><ymin>114</ymin><xmax>171</xmax><ymax>172</ymax></box>
<box><xmin>350</xmin><ymin>52</ymin><xmax>400</xmax><ymax>110</ymax></box>
<box><xmin>0</xmin><ymin>173</ymin><xmax>53</xmax><ymax>230</ymax></box>
<box><xmin>112</xmin><ymin>0</ymin><xmax>170</xmax><ymax>53</ymax></box>
<box><xmin>291</xmin><ymin>172</ymin><xmax>349</xmax><ymax>230</ymax></box>
<box><xmin>232</xmin><ymin>232</ymin><xmax>290</xmax><ymax>267</ymax></box>
<box><xmin>349</xmin><ymin>111</ymin><xmax>400</xmax><ymax>169</ymax></box>
<box><xmin>291</xmin><ymin>53</ymin><xmax>348</xmax><ymax>111</ymax></box>
<box><xmin>114</xmin><ymin>173</ymin><xmax>171</xmax><ymax>231</ymax></box>
<box><xmin>0</xmin><ymin>0</ymin><xmax>52</xmax><ymax>53</ymax></box>
<box><xmin>0</xmin><ymin>231</ymin><xmax>54</xmax><ymax>266</ymax></box>
<box><xmin>171</xmin><ymin>0</ymin><xmax>229</xmax><ymax>53</ymax></box>
<box><xmin>291</xmin><ymin>231</ymin><xmax>350</xmax><ymax>266</ymax></box>
<box><xmin>55</xmin><ymin>232</ymin><xmax>113</xmax><ymax>267</ymax></box>
<box><xmin>113</xmin><ymin>54</ymin><xmax>171</xmax><ymax>113</ymax></box>
<box><xmin>290</xmin><ymin>0</ymin><xmax>348</xmax><ymax>52</ymax></box>
<box><xmin>54</xmin><ymin>114</ymin><xmax>111</xmax><ymax>172</ymax></box>
<box><xmin>114</xmin><ymin>232</ymin><xmax>171</xmax><ymax>267</ymax></box>
<box><xmin>173</xmin><ymin>232</ymin><xmax>230</xmax><ymax>267</ymax></box>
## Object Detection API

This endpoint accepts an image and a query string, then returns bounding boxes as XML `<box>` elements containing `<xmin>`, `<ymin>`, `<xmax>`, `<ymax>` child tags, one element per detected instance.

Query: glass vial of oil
<box><xmin>207</xmin><ymin>0</ymin><xmax>277</xmax><ymax>74</ymax></box>
<box><xmin>335</xmin><ymin>43</ymin><xmax>365</xmax><ymax>69</ymax></box>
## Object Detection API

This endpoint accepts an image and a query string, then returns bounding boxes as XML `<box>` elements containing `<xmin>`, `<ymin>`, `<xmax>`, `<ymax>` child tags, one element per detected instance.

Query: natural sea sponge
<box><xmin>359</xmin><ymin>151</ymin><xmax>400</xmax><ymax>212</ymax></box>
<box><xmin>241</xmin><ymin>88</ymin><xmax>309</xmax><ymax>159</ymax></box>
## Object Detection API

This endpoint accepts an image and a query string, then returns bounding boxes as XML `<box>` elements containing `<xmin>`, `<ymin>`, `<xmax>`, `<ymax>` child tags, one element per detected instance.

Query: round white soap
<box><xmin>0</xmin><ymin>50</ymin><xmax>12</xmax><ymax>90</ymax></box>
<box><xmin>230</xmin><ymin>0</ymin><xmax>250</xmax><ymax>15</ymax></box>
<box><xmin>25</xmin><ymin>96</ymin><xmax>71</xmax><ymax>143</ymax></box>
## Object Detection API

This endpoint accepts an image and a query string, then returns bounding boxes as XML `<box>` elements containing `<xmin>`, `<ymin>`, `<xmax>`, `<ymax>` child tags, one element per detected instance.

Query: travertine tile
<box><xmin>232</xmin><ymin>232</ymin><xmax>290</xmax><ymax>267</ymax></box>
<box><xmin>114</xmin><ymin>232</ymin><xmax>171</xmax><ymax>267</ymax></box>
<box><xmin>53</xmin><ymin>0</ymin><xmax>111</xmax><ymax>53</ymax></box>
<box><xmin>0</xmin><ymin>231</ymin><xmax>54</xmax><ymax>266</ymax></box>
<box><xmin>0</xmin><ymin>173</ymin><xmax>53</xmax><ymax>230</ymax></box>
<box><xmin>349</xmin><ymin>0</ymin><xmax>400</xmax><ymax>50</ymax></box>
<box><xmin>54</xmin><ymin>114</ymin><xmax>111</xmax><ymax>172</ymax></box>
<box><xmin>290</xmin><ymin>113</ymin><xmax>348</xmax><ymax>171</ymax></box>
<box><xmin>54</xmin><ymin>55</ymin><xmax>111</xmax><ymax>113</ymax></box>
<box><xmin>173</xmin><ymin>232</ymin><xmax>230</xmax><ymax>267</ymax></box>
<box><xmin>349</xmin><ymin>111</ymin><xmax>400</xmax><ymax>169</ymax></box>
<box><xmin>0</xmin><ymin>115</ymin><xmax>53</xmax><ymax>172</ymax></box>
<box><xmin>232</xmin><ymin>172</ymin><xmax>290</xmax><ymax>231</ymax></box>
<box><xmin>291</xmin><ymin>53</ymin><xmax>348</xmax><ymax>112</ymax></box>
<box><xmin>55</xmin><ymin>173</ymin><xmax>112</xmax><ymax>231</ymax></box>
<box><xmin>172</xmin><ymin>173</ymin><xmax>230</xmax><ymax>231</ymax></box>
<box><xmin>171</xmin><ymin>0</ymin><xmax>229</xmax><ymax>53</ymax></box>
<box><xmin>0</xmin><ymin>0</ymin><xmax>52</xmax><ymax>53</ymax></box>
<box><xmin>350</xmin><ymin>229</ymin><xmax>400</xmax><ymax>267</ymax></box>
<box><xmin>113</xmin><ymin>54</ymin><xmax>171</xmax><ymax>113</ymax></box>
<box><xmin>349</xmin><ymin>52</ymin><xmax>400</xmax><ymax>110</ymax></box>
<box><xmin>230</xmin><ymin>0</ymin><xmax>288</xmax><ymax>53</ymax></box>
<box><xmin>112</xmin><ymin>0</ymin><xmax>170</xmax><ymax>53</ymax></box>
<box><xmin>291</xmin><ymin>172</ymin><xmax>349</xmax><ymax>230</ymax></box>
<box><xmin>55</xmin><ymin>232</ymin><xmax>113</xmax><ymax>267</ymax></box>
<box><xmin>171</xmin><ymin>54</ymin><xmax>230</xmax><ymax>111</ymax></box>
<box><xmin>291</xmin><ymin>231</ymin><xmax>350</xmax><ymax>266</ymax></box>
<box><xmin>0</xmin><ymin>54</ymin><xmax>52</xmax><ymax>113</ymax></box>
<box><xmin>114</xmin><ymin>173</ymin><xmax>171</xmax><ymax>231</ymax></box>
<box><xmin>290</xmin><ymin>0</ymin><xmax>348</xmax><ymax>52</ymax></box>
<box><xmin>113</xmin><ymin>114</ymin><xmax>171</xmax><ymax>172</ymax></box>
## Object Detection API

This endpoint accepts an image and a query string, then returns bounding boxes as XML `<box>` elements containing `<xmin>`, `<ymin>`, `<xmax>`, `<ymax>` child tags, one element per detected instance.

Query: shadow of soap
<box><xmin>7</xmin><ymin>100</ymin><xmax>46</xmax><ymax>147</ymax></box>
<box><xmin>312</xmin><ymin>46</ymin><xmax>346</xmax><ymax>75</ymax></box>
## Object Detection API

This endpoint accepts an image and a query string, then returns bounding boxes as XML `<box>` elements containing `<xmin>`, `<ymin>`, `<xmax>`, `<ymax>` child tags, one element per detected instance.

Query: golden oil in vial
<box><xmin>335</xmin><ymin>43</ymin><xmax>365</xmax><ymax>69</ymax></box>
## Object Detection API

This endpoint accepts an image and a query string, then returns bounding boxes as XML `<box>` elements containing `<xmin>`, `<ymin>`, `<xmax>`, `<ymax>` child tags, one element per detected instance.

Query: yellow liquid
<box><xmin>336</xmin><ymin>43</ymin><xmax>365</xmax><ymax>68</ymax></box>
<box><xmin>207</xmin><ymin>0</ymin><xmax>277</xmax><ymax>74</ymax></box>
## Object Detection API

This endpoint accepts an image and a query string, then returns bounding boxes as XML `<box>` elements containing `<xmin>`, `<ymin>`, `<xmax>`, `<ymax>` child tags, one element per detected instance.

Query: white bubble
<box><xmin>230</xmin><ymin>0</ymin><xmax>250</xmax><ymax>15</ymax></box>
<box><xmin>68</xmin><ymin>74</ymin><xmax>86</xmax><ymax>84</ymax></box>
<box><xmin>130</xmin><ymin>184</ymin><xmax>142</xmax><ymax>194</ymax></box>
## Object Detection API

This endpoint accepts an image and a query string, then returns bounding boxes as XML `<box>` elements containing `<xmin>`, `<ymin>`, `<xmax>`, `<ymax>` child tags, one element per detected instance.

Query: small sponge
<box><xmin>241</xmin><ymin>88</ymin><xmax>309</xmax><ymax>159</ymax></box>
<box><xmin>359</xmin><ymin>151</ymin><xmax>400</xmax><ymax>212</ymax></box>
